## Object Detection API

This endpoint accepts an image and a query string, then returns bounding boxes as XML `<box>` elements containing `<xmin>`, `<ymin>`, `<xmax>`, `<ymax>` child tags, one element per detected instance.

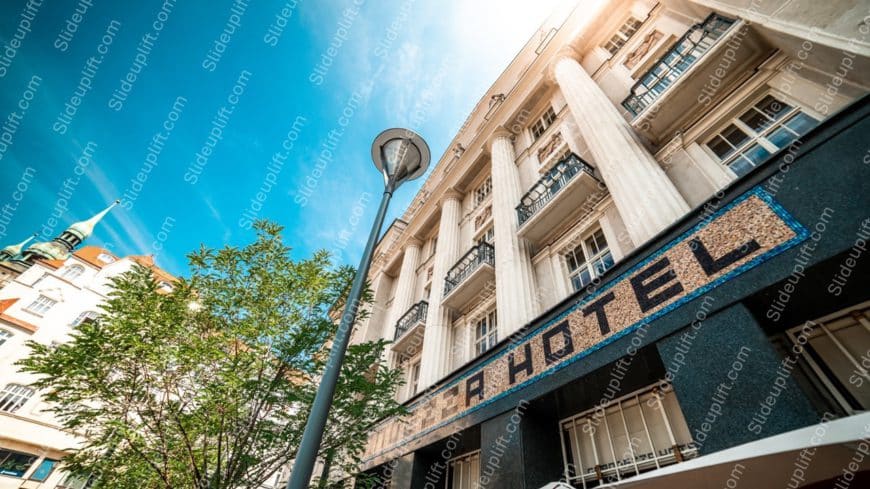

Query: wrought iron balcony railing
<box><xmin>443</xmin><ymin>242</ymin><xmax>495</xmax><ymax>297</ymax></box>
<box><xmin>516</xmin><ymin>153</ymin><xmax>595</xmax><ymax>226</ymax></box>
<box><xmin>394</xmin><ymin>300</ymin><xmax>428</xmax><ymax>341</ymax></box>
<box><xmin>622</xmin><ymin>13</ymin><xmax>736</xmax><ymax>116</ymax></box>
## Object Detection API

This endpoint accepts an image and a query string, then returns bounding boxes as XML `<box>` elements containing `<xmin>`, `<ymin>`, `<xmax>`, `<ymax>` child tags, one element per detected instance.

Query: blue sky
<box><xmin>0</xmin><ymin>0</ymin><xmax>569</xmax><ymax>276</ymax></box>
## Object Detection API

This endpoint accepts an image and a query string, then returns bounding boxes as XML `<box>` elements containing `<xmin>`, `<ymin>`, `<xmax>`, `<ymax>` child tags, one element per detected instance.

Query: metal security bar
<box><xmin>445</xmin><ymin>451</ymin><xmax>481</xmax><ymax>489</ymax></box>
<box><xmin>394</xmin><ymin>300</ymin><xmax>428</xmax><ymax>341</ymax></box>
<box><xmin>516</xmin><ymin>153</ymin><xmax>595</xmax><ymax>226</ymax></box>
<box><xmin>559</xmin><ymin>384</ymin><xmax>697</xmax><ymax>488</ymax></box>
<box><xmin>443</xmin><ymin>243</ymin><xmax>495</xmax><ymax>297</ymax></box>
<box><xmin>622</xmin><ymin>13</ymin><xmax>736</xmax><ymax>116</ymax></box>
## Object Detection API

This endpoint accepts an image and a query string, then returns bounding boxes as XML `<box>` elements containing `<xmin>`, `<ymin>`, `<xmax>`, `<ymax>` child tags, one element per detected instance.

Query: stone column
<box><xmin>419</xmin><ymin>190</ymin><xmax>462</xmax><ymax>388</ymax></box>
<box><xmin>363</xmin><ymin>271</ymin><xmax>393</xmax><ymax>343</ymax></box>
<box><xmin>386</xmin><ymin>239</ymin><xmax>422</xmax><ymax>336</ymax></box>
<box><xmin>551</xmin><ymin>50</ymin><xmax>690</xmax><ymax>245</ymax></box>
<box><xmin>490</xmin><ymin>128</ymin><xmax>539</xmax><ymax>335</ymax></box>
<box><xmin>384</xmin><ymin>239</ymin><xmax>422</xmax><ymax>367</ymax></box>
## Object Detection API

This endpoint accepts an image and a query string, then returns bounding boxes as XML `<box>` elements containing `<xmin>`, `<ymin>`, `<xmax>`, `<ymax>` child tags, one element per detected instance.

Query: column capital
<box><xmin>546</xmin><ymin>46</ymin><xmax>582</xmax><ymax>83</ymax></box>
<box><xmin>486</xmin><ymin>126</ymin><xmax>514</xmax><ymax>150</ymax></box>
<box><xmin>439</xmin><ymin>187</ymin><xmax>463</xmax><ymax>206</ymax></box>
<box><xmin>404</xmin><ymin>236</ymin><xmax>423</xmax><ymax>249</ymax></box>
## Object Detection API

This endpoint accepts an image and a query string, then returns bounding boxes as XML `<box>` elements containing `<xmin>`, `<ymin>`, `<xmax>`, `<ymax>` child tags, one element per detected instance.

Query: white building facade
<box><xmin>354</xmin><ymin>1</ymin><xmax>870</xmax><ymax>487</ymax></box>
<box><xmin>0</xmin><ymin>204</ymin><xmax>173</xmax><ymax>488</ymax></box>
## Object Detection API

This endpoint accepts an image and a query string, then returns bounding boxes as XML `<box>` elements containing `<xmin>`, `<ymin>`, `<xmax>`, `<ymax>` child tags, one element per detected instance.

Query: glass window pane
<box><xmin>755</xmin><ymin>95</ymin><xmax>792</xmax><ymax>121</ymax></box>
<box><xmin>784</xmin><ymin>112</ymin><xmax>818</xmax><ymax>136</ymax></box>
<box><xmin>707</xmin><ymin>135</ymin><xmax>735</xmax><ymax>159</ymax></box>
<box><xmin>720</xmin><ymin>124</ymin><xmax>750</xmax><ymax>148</ymax></box>
<box><xmin>742</xmin><ymin>143</ymin><xmax>772</xmax><ymax>166</ymax></box>
<box><xmin>727</xmin><ymin>156</ymin><xmax>755</xmax><ymax>177</ymax></box>
<box><xmin>739</xmin><ymin>107</ymin><xmax>775</xmax><ymax>133</ymax></box>
<box><xmin>29</xmin><ymin>458</ymin><xmax>58</xmax><ymax>481</ymax></box>
<box><xmin>766</xmin><ymin>126</ymin><xmax>798</xmax><ymax>149</ymax></box>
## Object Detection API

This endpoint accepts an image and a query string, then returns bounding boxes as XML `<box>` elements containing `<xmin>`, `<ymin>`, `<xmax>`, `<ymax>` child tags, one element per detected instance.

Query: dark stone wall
<box><xmin>657</xmin><ymin>303</ymin><xmax>819</xmax><ymax>454</ymax></box>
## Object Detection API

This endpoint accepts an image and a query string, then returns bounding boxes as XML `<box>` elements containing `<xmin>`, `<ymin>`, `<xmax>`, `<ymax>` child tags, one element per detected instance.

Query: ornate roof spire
<box><xmin>66</xmin><ymin>199</ymin><xmax>120</xmax><ymax>240</ymax></box>
<box><xmin>0</xmin><ymin>234</ymin><xmax>36</xmax><ymax>260</ymax></box>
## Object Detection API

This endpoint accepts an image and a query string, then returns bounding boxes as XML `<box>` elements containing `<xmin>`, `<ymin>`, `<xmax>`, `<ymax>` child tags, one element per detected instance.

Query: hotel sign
<box><xmin>362</xmin><ymin>187</ymin><xmax>808</xmax><ymax>468</ymax></box>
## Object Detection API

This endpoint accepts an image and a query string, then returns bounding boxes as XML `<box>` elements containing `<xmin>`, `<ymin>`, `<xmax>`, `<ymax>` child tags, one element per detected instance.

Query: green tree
<box><xmin>20</xmin><ymin>221</ymin><xmax>404</xmax><ymax>489</ymax></box>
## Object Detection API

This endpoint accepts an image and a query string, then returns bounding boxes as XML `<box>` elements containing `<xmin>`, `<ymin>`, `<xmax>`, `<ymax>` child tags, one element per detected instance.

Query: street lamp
<box><xmin>287</xmin><ymin>128</ymin><xmax>430</xmax><ymax>489</ymax></box>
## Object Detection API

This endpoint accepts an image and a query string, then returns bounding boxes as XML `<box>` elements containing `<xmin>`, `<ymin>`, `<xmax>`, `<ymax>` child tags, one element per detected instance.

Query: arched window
<box><xmin>0</xmin><ymin>329</ymin><xmax>11</xmax><ymax>347</ymax></box>
<box><xmin>71</xmin><ymin>310</ymin><xmax>99</xmax><ymax>327</ymax></box>
<box><xmin>0</xmin><ymin>384</ymin><xmax>34</xmax><ymax>412</ymax></box>
<box><xmin>60</xmin><ymin>264</ymin><xmax>85</xmax><ymax>280</ymax></box>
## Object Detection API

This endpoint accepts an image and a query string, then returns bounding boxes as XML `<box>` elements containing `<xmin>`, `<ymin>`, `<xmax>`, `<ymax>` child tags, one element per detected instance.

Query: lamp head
<box><xmin>371</xmin><ymin>128</ymin><xmax>430</xmax><ymax>190</ymax></box>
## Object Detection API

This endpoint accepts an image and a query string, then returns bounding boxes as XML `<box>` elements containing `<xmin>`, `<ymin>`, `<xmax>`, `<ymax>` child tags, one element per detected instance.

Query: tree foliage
<box><xmin>20</xmin><ymin>221</ymin><xmax>404</xmax><ymax>488</ymax></box>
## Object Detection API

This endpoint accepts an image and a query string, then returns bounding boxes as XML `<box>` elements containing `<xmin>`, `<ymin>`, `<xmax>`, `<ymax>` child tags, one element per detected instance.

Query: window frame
<box><xmin>445</xmin><ymin>450</ymin><xmax>481</xmax><ymax>489</ymax></box>
<box><xmin>703</xmin><ymin>92</ymin><xmax>820</xmax><ymax>177</ymax></box>
<box><xmin>563</xmin><ymin>226</ymin><xmax>614</xmax><ymax>292</ymax></box>
<box><xmin>786</xmin><ymin>303</ymin><xmax>870</xmax><ymax>415</ymax></box>
<box><xmin>71</xmin><ymin>310</ymin><xmax>100</xmax><ymax>327</ymax></box>
<box><xmin>602</xmin><ymin>15</ymin><xmax>643</xmax><ymax>56</ymax></box>
<box><xmin>530</xmin><ymin>106</ymin><xmax>557</xmax><ymax>141</ymax></box>
<box><xmin>474</xmin><ymin>309</ymin><xmax>498</xmax><ymax>356</ymax></box>
<box><xmin>24</xmin><ymin>295</ymin><xmax>57</xmax><ymax>316</ymax></box>
<box><xmin>0</xmin><ymin>383</ymin><xmax>35</xmax><ymax>413</ymax></box>
<box><xmin>60</xmin><ymin>264</ymin><xmax>85</xmax><ymax>280</ymax></box>
<box><xmin>0</xmin><ymin>448</ymin><xmax>38</xmax><ymax>478</ymax></box>
<box><xmin>473</xmin><ymin>176</ymin><xmax>492</xmax><ymax>207</ymax></box>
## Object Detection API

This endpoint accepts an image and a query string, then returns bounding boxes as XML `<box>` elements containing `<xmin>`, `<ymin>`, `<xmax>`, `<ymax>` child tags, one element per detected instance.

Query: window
<box><xmin>0</xmin><ymin>384</ymin><xmax>34</xmax><ymax>412</ymax></box>
<box><xmin>603</xmin><ymin>16</ymin><xmax>643</xmax><ymax>55</ymax></box>
<box><xmin>59</xmin><ymin>473</ymin><xmax>94</xmax><ymax>489</ymax></box>
<box><xmin>446</xmin><ymin>451</ymin><xmax>480</xmax><ymax>489</ymax></box>
<box><xmin>408</xmin><ymin>361</ymin><xmax>421</xmax><ymax>397</ymax></box>
<box><xmin>565</xmin><ymin>228</ymin><xmax>615</xmax><ymax>291</ymax></box>
<box><xmin>24</xmin><ymin>295</ymin><xmax>57</xmax><ymax>315</ymax></box>
<box><xmin>71</xmin><ymin>310</ymin><xmax>99</xmax><ymax>327</ymax></box>
<box><xmin>158</xmin><ymin>281</ymin><xmax>174</xmax><ymax>292</ymax></box>
<box><xmin>60</xmin><ymin>264</ymin><xmax>85</xmax><ymax>280</ymax></box>
<box><xmin>477</xmin><ymin>226</ymin><xmax>494</xmax><ymax>246</ymax></box>
<box><xmin>474</xmin><ymin>309</ymin><xmax>498</xmax><ymax>356</ymax></box>
<box><xmin>0</xmin><ymin>329</ymin><xmax>11</xmax><ymax>347</ymax></box>
<box><xmin>96</xmin><ymin>253</ymin><xmax>115</xmax><ymax>263</ymax></box>
<box><xmin>29</xmin><ymin>458</ymin><xmax>58</xmax><ymax>481</ymax></box>
<box><xmin>789</xmin><ymin>305</ymin><xmax>870</xmax><ymax>414</ymax></box>
<box><xmin>560</xmin><ymin>385</ymin><xmax>696</xmax><ymax>487</ymax></box>
<box><xmin>706</xmin><ymin>94</ymin><xmax>819</xmax><ymax>177</ymax></box>
<box><xmin>474</xmin><ymin>176</ymin><xmax>492</xmax><ymax>206</ymax></box>
<box><xmin>0</xmin><ymin>449</ymin><xmax>38</xmax><ymax>478</ymax></box>
<box><xmin>427</xmin><ymin>237</ymin><xmax>438</xmax><ymax>258</ymax></box>
<box><xmin>530</xmin><ymin>106</ymin><xmax>557</xmax><ymax>140</ymax></box>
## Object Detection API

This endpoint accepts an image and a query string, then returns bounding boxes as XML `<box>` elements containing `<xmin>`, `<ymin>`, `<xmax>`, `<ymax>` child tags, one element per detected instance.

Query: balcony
<box><xmin>391</xmin><ymin>300</ymin><xmax>427</xmax><ymax>355</ymax></box>
<box><xmin>516</xmin><ymin>153</ymin><xmax>600</xmax><ymax>242</ymax></box>
<box><xmin>442</xmin><ymin>242</ymin><xmax>495</xmax><ymax>310</ymax></box>
<box><xmin>621</xmin><ymin>14</ymin><xmax>769</xmax><ymax>140</ymax></box>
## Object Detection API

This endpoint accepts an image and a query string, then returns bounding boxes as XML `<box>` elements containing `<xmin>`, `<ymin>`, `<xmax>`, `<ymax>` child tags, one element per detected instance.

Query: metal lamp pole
<box><xmin>287</xmin><ymin>128</ymin><xmax>430</xmax><ymax>489</ymax></box>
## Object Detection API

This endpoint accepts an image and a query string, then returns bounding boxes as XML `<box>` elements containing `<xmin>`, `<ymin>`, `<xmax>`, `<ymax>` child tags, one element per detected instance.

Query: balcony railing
<box><xmin>622</xmin><ymin>13</ymin><xmax>736</xmax><ymax>116</ymax></box>
<box><xmin>443</xmin><ymin>242</ymin><xmax>495</xmax><ymax>297</ymax></box>
<box><xmin>516</xmin><ymin>153</ymin><xmax>595</xmax><ymax>226</ymax></box>
<box><xmin>394</xmin><ymin>300</ymin><xmax>428</xmax><ymax>341</ymax></box>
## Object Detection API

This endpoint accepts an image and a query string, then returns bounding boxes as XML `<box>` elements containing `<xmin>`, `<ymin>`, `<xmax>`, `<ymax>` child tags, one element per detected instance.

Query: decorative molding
<box><xmin>537</xmin><ymin>131</ymin><xmax>564</xmax><ymax>163</ymax></box>
<box><xmin>473</xmin><ymin>205</ymin><xmax>493</xmax><ymax>231</ymax></box>
<box><xmin>624</xmin><ymin>30</ymin><xmax>663</xmax><ymax>69</ymax></box>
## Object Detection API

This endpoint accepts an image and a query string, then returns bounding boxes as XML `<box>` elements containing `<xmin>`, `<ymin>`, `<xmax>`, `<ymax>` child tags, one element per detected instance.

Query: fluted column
<box><xmin>490</xmin><ymin>129</ymin><xmax>539</xmax><ymax>335</ymax></box>
<box><xmin>363</xmin><ymin>271</ymin><xmax>393</xmax><ymax>343</ymax></box>
<box><xmin>419</xmin><ymin>190</ymin><xmax>462</xmax><ymax>388</ymax></box>
<box><xmin>386</xmin><ymin>238</ymin><xmax>422</xmax><ymax>337</ymax></box>
<box><xmin>551</xmin><ymin>51</ymin><xmax>690</xmax><ymax>245</ymax></box>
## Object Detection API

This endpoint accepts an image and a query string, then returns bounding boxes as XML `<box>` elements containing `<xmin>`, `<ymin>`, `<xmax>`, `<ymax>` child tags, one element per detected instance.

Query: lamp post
<box><xmin>287</xmin><ymin>128</ymin><xmax>430</xmax><ymax>489</ymax></box>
